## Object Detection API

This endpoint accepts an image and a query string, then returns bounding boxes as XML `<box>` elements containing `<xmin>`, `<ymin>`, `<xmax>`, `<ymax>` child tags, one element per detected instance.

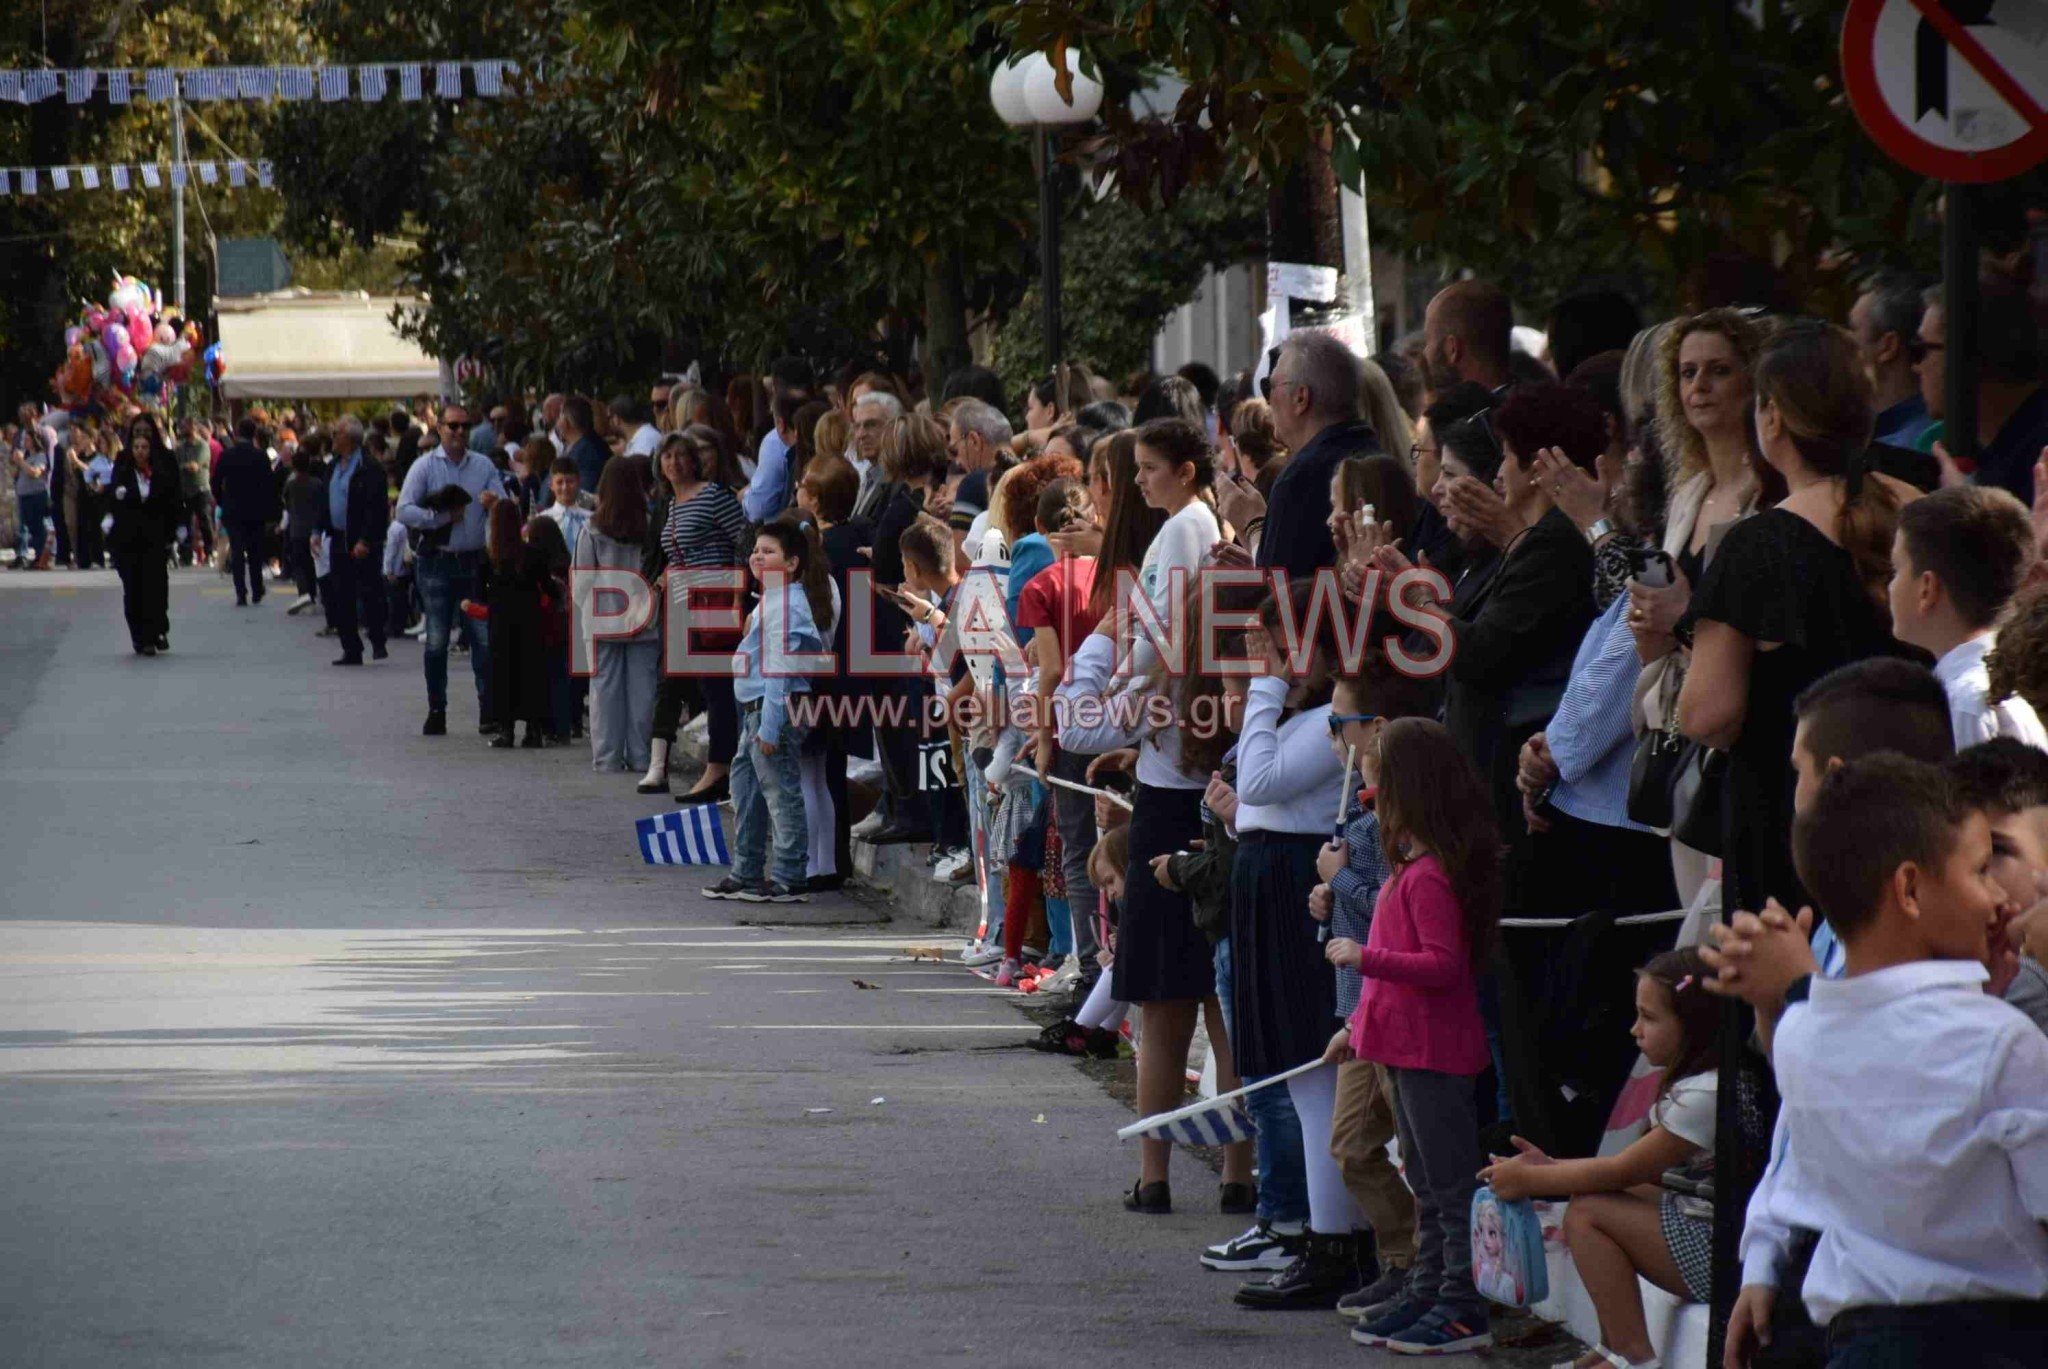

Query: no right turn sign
<box><xmin>1842</xmin><ymin>0</ymin><xmax>2048</xmax><ymax>181</ymax></box>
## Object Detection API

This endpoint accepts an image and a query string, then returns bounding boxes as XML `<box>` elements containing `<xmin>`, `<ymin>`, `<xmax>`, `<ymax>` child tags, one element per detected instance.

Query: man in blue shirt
<box><xmin>396</xmin><ymin>404</ymin><xmax>502</xmax><ymax>735</ymax></box>
<box><xmin>319</xmin><ymin>417</ymin><xmax>391</xmax><ymax>667</ymax></box>
<box><xmin>556</xmin><ymin>395</ymin><xmax>609</xmax><ymax>494</ymax></box>
<box><xmin>1849</xmin><ymin>271</ymin><xmax>1936</xmax><ymax>449</ymax></box>
<box><xmin>741</xmin><ymin>356</ymin><xmax>816</xmax><ymax>523</ymax></box>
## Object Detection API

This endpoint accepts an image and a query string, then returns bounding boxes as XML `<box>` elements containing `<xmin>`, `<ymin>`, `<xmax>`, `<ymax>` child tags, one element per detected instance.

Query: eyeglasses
<box><xmin>1906</xmin><ymin>337</ymin><xmax>1945</xmax><ymax>363</ymax></box>
<box><xmin>1409</xmin><ymin>441</ymin><xmax>1437</xmax><ymax>464</ymax></box>
<box><xmin>444</xmin><ymin>419</ymin><xmax>470</xmax><ymax>431</ymax></box>
<box><xmin>1327</xmin><ymin>712</ymin><xmax>1379</xmax><ymax>736</ymax></box>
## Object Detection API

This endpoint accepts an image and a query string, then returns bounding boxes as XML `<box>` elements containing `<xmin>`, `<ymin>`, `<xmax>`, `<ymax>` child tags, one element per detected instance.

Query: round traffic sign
<box><xmin>1842</xmin><ymin>0</ymin><xmax>2048</xmax><ymax>182</ymax></box>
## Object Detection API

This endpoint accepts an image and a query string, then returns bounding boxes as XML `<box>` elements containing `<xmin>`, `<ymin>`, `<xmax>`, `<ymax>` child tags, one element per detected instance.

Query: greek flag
<box><xmin>1115</xmin><ymin>1058</ymin><xmax>1324</xmax><ymax>1147</ymax></box>
<box><xmin>637</xmin><ymin>807</ymin><xmax>730</xmax><ymax>867</ymax></box>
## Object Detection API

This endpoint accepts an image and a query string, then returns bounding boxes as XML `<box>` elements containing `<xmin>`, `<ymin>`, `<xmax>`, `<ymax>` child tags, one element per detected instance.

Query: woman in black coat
<box><xmin>107</xmin><ymin>414</ymin><xmax>183</xmax><ymax>655</ymax></box>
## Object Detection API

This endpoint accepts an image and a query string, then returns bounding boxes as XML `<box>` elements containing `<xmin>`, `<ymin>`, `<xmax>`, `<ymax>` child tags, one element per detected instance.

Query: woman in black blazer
<box><xmin>107</xmin><ymin>414</ymin><xmax>183</xmax><ymax>655</ymax></box>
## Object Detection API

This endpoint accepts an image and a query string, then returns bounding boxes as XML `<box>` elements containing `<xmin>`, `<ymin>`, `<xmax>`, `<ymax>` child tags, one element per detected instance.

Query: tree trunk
<box><xmin>923</xmin><ymin>254</ymin><xmax>970</xmax><ymax>388</ymax></box>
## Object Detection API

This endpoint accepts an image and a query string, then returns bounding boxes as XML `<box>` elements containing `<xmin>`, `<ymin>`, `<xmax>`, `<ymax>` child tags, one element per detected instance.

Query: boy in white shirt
<box><xmin>1887</xmin><ymin>484</ymin><xmax>2048</xmax><ymax>750</ymax></box>
<box><xmin>1727</xmin><ymin>754</ymin><xmax>2048</xmax><ymax>1368</ymax></box>
<box><xmin>536</xmin><ymin>455</ymin><xmax>592</xmax><ymax>561</ymax></box>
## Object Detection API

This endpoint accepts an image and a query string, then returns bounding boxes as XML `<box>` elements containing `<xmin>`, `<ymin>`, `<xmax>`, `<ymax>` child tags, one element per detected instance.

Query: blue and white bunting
<box><xmin>637</xmin><ymin>807</ymin><xmax>731</xmax><ymax>867</ymax></box>
<box><xmin>1</xmin><ymin>62</ymin><xmax>518</xmax><ymax>105</ymax></box>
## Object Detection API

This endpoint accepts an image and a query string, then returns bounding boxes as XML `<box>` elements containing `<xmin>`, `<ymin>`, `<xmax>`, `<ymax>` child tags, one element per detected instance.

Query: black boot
<box><xmin>1233</xmin><ymin>1231</ymin><xmax>1364</xmax><ymax>1310</ymax></box>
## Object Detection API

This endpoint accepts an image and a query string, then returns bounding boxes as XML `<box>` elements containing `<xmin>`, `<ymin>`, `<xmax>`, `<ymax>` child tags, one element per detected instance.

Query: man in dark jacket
<box><xmin>210</xmin><ymin>416</ymin><xmax>280</xmax><ymax>606</ymax></box>
<box><xmin>317</xmin><ymin>417</ymin><xmax>392</xmax><ymax>664</ymax></box>
<box><xmin>1254</xmin><ymin>330</ymin><xmax>1383</xmax><ymax>589</ymax></box>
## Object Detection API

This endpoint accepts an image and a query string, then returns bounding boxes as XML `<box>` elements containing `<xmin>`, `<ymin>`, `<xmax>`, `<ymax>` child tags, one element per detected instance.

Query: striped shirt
<box><xmin>659</xmin><ymin>483</ymin><xmax>747</xmax><ymax>570</ymax></box>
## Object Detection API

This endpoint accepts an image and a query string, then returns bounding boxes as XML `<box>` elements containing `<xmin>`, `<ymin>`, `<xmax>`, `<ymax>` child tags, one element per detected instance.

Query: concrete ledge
<box><xmin>851</xmin><ymin>836</ymin><xmax>978</xmax><ymax>931</ymax></box>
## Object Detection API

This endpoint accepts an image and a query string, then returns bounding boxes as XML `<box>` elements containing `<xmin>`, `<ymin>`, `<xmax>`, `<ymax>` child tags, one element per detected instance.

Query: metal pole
<box><xmin>170</xmin><ymin>86</ymin><xmax>188</xmax><ymax>312</ymax></box>
<box><xmin>1339</xmin><ymin>178</ymin><xmax>1376</xmax><ymax>356</ymax></box>
<box><xmin>1039</xmin><ymin>127</ymin><xmax>1061</xmax><ymax>370</ymax></box>
<box><xmin>1944</xmin><ymin>183</ymin><xmax>1979</xmax><ymax>466</ymax></box>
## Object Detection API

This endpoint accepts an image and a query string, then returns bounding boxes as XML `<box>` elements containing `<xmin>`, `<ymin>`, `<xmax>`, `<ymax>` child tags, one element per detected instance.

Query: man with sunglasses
<box><xmin>396</xmin><ymin>403</ymin><xmax>502</xmax><ymax>736</ymax></box>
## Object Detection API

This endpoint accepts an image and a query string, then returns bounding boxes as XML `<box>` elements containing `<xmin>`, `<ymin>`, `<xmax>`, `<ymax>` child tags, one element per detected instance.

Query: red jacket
<box><xmin>1348</xmin><ymin>854</ymin><xmax>1490</xmax><ymax>1075</ymax></box>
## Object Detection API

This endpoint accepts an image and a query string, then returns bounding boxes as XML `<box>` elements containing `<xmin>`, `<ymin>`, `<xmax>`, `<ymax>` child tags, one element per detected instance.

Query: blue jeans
<box><xmin>1215</xmin><ymin>936</ymin><xmax>1308</xmax><ymax>1225</ymax></box>
<box><xmin>732</xmin><ymin>704</ymin><xmax>808</xmax><ymax>886</ymax></box>
<box><xmin>15</xmin><ymin>491</ymin><xmax>50</xmax><ymax>561</ymax></box>
<box><xmin>415</xmin><ymin>550</ymin><xmax>490</xmax><ymax>715</ymax></box>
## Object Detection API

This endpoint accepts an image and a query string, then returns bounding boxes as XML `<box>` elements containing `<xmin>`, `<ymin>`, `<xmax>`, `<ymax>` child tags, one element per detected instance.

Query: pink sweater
<box><xmin>1347</xmin><ymin>854</ymin><xmax>1490</xmax><ymax>1075</ymax></box>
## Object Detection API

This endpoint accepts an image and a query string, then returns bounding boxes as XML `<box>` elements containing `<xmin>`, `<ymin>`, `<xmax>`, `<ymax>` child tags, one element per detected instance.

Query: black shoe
<box><xmin>154</xmin><ymin>636</ymin><xmax>169</xmax><ymax>652</ymax></box>
<box><xmin>1028</xmin><ymin>1018</ymin><xmax>1083</xmax><ymax>1054</ymax></box>
<box><xmin>1081</xmin><ymin>1027</ymin><xmax>1122</xmax><ymax>1060</ymax></box>
<box><xmin>422</xmin><ymin>711</ymin><xmax>447</xmax><ymax>736</ymax></box>
<box><xmin>235</xmin><ymin>596</ymin><xmax>248</xmax><ymax>607</ymax></box>
<box><xmin>1123</xmin><ymin>1179</ymin><xmax>1171</xmax><ymax>1214</ymax></box>
<box><xmin>868</xmin><ymin>822</ymin><xmax>934</xmax><ymax>846</ymax></box>
<box><xmin>479</xmin><ymin>720</ymin><xmax>501</xmax><ymax>736</ymax></box>
<box><xmin>519</xmin><ymin>729</ymin><xmax>546</xmax><ymax>750</ymax></box>
<box><xmin>251</xmin><ymin>593</ymin><xmax>264</xmax><ymax>605</ymax></box>
<box><xmin>1220</xmin><ymin>1182</ymin><xmax>1259</xmax><ymax>1216</ymax></box>
<box><xmin>804</xmin><ymin>873</ymin><xmax>847</xmax><ymax>892</ymax></box>
<box><xmin>674</xmin><ymin>776</ymin><xmax>729</xmax><ymax>806</ymax></box>
<box><xmin>371</xmin><ymin>645</ymin><xmax>389</xmax><ymax>661</ymax></box>
<box><xmin>489</xmin><ymin>732</ymin><xmax>516</xmax><ymax>749</ymax></box>
<box><xmin>134</xmin><ymin>643</ymin><xmax>157</xmax><ymax>657</ymax></box>
<box><xmin>333</xmin><ymin>655</ymin><xmax>364</xmax><ymax>667</ymax></box>
<box><xmin>636</xmin><ymin>774</ymin><xmax>671</xmax><ymax>796</ymax></box>
<box><xmin>1232</xmin><ymin>1232</ymin><xmax>1364</xmax><ymax>1310</ymax></box>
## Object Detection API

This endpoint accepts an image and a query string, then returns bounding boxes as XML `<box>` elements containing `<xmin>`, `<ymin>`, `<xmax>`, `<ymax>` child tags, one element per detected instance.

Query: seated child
<box><xmin>1727</xmin><ymin>755</ymin><xmax>2048</xmax><ymax>1369</ymax></box>
<box><xmin>1479</xmin><ymin>949</ymin><xmax>1720</xmax><ymax>1369</ymax></box>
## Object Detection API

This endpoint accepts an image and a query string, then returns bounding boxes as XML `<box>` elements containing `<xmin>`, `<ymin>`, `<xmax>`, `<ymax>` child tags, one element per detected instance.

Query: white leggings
<box><xmin>1288</xmin><ymin>1061</ymin><xmax>1368</xmax><ymax>1235</ymax></box>
<box><xmin>1075</xmin><ymin>970</ymin><xmax>1128</xmax><ymax>1032</ymax></box>
<box><xmin>800</xmin><ymin>751</ymin><xmax>835</xmax><ymax>879</ymax></box>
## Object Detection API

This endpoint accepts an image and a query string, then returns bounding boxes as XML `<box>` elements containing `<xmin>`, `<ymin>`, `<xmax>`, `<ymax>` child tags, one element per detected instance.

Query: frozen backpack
<box><xmin>1470</xmin><ymin>1185</ymin><xmax>1548</xmax><ymax>1307</ymax></box>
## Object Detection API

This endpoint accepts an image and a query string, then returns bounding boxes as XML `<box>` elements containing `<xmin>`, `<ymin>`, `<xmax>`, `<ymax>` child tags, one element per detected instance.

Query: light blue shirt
<box><xmin>85</xmin><ymin>453</ymin><xmax>114</xmax><ymax>492</ymax></box>
<box><xmin>395</xmin><ymin>445</ymin><xmax>500</xmax><ymax>554</ymax></box>
<box><xmin>540</xmin><ymin>501</ymin><xmax>590</xmax><ymax>561</ymax></box>
<box><xmin>327</xmin><ymin>450</ymin><xmax>361</xmax><ymax>539</ymax></box>
<box><xmin>731</xmin><ymin>579</ymin><xmax>825</xmax><ymax>745</ymax></box>
<box><xmin>1547</xmin><ymin>594</ymin><xmax>1656</xmax><ymax>833</ymax></box>
<box><xmin>742</xmin><ymin>428</ymin><xmax>792</xmax><ymax>524</ymax></box>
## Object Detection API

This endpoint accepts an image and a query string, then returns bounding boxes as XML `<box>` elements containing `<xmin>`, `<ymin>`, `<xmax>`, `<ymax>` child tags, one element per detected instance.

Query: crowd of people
<box><xmin>9</xmin><ymin>264</ymin><xmax>2048</xmax><ymax>1367</ymax></box>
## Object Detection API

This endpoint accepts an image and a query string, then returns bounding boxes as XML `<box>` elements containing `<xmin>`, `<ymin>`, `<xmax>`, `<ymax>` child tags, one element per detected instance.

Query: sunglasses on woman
<box><xmin>1327</xmin><ymin>712</ymin><xmax>1379</xmax><ymax>736</ymax></box>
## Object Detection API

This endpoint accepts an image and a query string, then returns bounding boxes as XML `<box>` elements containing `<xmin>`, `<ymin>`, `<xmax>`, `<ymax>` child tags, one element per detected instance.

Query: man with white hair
<box><xmin>946</xmin><ymin>399</ymin><xmax>1012</xmax><ymax>545</ymax></box>
<box><xmin>1256</xmin><ymin>329</ymin><xmax>1383</xmax><ymax>585</ymax></box>
<box><xmin>850</xmin><ymin>390</ymin><xmax>903</xmax><ymax>523</ymax></box>
<box><xmin>318</xmin><ymin>415</ymin><xmax>392</xmax><ymax>665</ymax></box>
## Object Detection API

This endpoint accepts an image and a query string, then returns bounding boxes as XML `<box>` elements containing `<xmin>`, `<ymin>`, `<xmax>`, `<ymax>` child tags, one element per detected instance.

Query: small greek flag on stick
<box><xmin>637</xmin><ymin>807</ymin><xmax>730</xmax><ymax>867</ymax></box>
<box><xmin>1116</xmin><ymin>1058</ymin><xmax>1325</xmax><ymax>1146</ymax></box>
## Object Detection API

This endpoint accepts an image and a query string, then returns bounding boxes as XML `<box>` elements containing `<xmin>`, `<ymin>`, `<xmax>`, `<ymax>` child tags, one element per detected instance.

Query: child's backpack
<box><xmin>1470</xmin><ymin>1185</ymin><xmax>1548</xmax><ymax>1307</ymax></box>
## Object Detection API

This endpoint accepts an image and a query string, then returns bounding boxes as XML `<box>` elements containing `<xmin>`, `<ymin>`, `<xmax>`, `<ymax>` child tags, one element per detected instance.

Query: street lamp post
<box><xmin>990</xmin><ymin>52</ymin><xmax>1102</xmax><ymax>372</ymax></box>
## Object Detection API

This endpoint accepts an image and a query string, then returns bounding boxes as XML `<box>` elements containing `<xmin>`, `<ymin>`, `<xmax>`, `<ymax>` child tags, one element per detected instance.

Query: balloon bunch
<box><xmin>49</xmin><ymin>273</ymin><xmax>219</xmax><ymax>413</ymax></box>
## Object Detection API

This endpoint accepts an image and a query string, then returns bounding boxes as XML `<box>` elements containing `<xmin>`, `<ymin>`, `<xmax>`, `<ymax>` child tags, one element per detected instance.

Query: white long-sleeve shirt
<box><xmin>1937</xmin><ymin>633</ymin><xmax>2048</xmax><ymax>750</ymax></box>
<box><xmin>1055</xmin><ymin>632</ymin><xmax>1197</xmax><ymax>788</ymax></box>
<box><xmin>1123</xmin><ymin>500</ymin><xmax>1219</xmax><ymax>682</ymax></box>
<box><xmin>1739</xmin><ymin>959</ymin><xmax>2048</xmax><ymax>1325</ymax></box>
<box><xmin>1234</xmin><ymin>678</ymin><xmax>1344</xmax><ymax>834</ymax></box>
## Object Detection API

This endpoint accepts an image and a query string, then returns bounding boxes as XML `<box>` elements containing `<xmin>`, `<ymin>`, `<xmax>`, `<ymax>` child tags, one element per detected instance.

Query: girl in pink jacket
<box><xmin>1341</xmin><ymin>718</ymin><xmax>1503</xmax><ymax>1357</ymax></box>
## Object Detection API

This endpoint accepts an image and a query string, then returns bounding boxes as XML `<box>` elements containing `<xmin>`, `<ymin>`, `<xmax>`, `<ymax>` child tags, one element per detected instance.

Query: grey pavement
<box><xmin>0</xmin><ymin>569</ymin><xmax>1478</xmax><ymax>1367</ymax></box>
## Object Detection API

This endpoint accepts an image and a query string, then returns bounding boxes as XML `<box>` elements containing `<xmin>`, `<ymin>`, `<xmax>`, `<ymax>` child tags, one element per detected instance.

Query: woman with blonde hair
<box><xmin>1359</xmin><ymin>357</ymin><xmax>1416</xmax><ymax>469</ymax></box>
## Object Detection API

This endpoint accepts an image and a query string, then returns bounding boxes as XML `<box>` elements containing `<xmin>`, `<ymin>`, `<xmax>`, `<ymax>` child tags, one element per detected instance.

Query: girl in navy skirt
<box><xmin>1225</xmin><ymin>584</ymin><xmax>1369</xmax><ymax>1310</ymax></box>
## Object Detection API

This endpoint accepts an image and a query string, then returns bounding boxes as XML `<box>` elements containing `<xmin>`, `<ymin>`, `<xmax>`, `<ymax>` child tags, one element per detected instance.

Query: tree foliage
<box><xmin>1003</xmin><ymin>0</ymin><xmax>1939</xmax><ymax>313</ymax></box>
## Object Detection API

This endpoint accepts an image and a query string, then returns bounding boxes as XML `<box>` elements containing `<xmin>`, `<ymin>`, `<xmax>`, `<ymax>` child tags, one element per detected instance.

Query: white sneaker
<box><xmin>1041</xmin><ymin>955</ymin><xmax>1083</xmax><ymax>994</ymax></box>
<box><xmin>959</xmin><ymin>943</ymin><xmax>1005</xmax><ymax>968</ymax></box>
<box><xmin>403</xmin><ymin>622</ymin><xmax>427</xmax><ymax>638</ymax></box>
<box><xmin>934</xmin><ymin>849</ymin><xmax>974</xmax><ymax>882</ymax></box>
<box><xmin>850</xmin><ymin>810</ymin><xmax>888</xmax><ymax>840</ymax></box>
<box><xmin>285</xmin><ymin>594</ymin><xmax>314</xmax><ymax>615</ymax></box>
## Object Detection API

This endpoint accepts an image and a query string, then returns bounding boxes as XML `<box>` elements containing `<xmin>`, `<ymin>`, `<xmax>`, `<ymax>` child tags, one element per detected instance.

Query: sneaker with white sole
<box><xmin>701</xmin><ymin>876</ymin><xmax>753</xmax><ymax>900</ymax></box>
<box><xmin>933</xmin><ymin>848</ymin><xmax>974</xmax><ymax>882</ymax></box>
<box><xmin>1336</xmin><ymin>1264</ymin><xmax>1412</xmax><ymax>1320</ymax></box>
<box><xmin>1199</xmin><ymin>1221</ymin><xmax>1302</xmax><ymax>1272</ymax></box>
<box><xmin>1351</xmin><ymin>1296</ymin><xmax>1432</xmax><ymax>1348</ymax></box>
<box><xmin>1040</xmin><ymin>955</ymin><xmax>1083</xmax><ymax>994</ymax></box>
<box><xmin>736</xmin><ymin>881</ymin><xmax>808</xmax><ymax>904</ymax></box>
<box><xmin>285</xmin><ymin>594</ymin><xmax>314</xmax><ymax>615</ymax></box>
<box><xmin>1384</xmin><ymin>1305</ymin><xmax>1491</xmax><ymax>1356</ymax></box>
<box><xmin>960</xmin><ymin>943</ymin><xmax>1005</xmax><ymax>968</ymax></box>
<box><xmin>850</xmin><ymin>810</ymin><xmax>888</xmax><ymax>841</ymax></box>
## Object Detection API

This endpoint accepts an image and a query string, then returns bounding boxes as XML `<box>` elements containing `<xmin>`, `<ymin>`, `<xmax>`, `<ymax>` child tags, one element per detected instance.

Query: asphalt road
<box><xmin>0</xmin><ymin>567</ymin><xmax>1466</xmax><ymax>1368</ymax></box>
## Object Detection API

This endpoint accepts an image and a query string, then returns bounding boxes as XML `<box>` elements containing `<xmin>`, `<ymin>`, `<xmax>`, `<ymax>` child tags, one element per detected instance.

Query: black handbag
<box><xmin>1671</xmin><ymin>743</ymin><xmax>1727</xmax><ymax>855</ymax></box>
<box><xmin>1626</xmin><ymin>722</ymin><xmax>1686</xmax><ymax>830</ymax></box>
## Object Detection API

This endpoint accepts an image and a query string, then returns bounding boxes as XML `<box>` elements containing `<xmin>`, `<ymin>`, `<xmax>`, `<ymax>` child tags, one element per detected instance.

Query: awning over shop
<box><xmin>215</xmin><ymin>291</ymin><xmax>442</xmax><ymax>401</ymax></box>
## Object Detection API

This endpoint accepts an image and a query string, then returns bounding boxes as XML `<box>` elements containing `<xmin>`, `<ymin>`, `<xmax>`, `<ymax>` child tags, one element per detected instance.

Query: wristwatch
<box><xmin>1584</xmin><ymin>517</ymin><xmax>1615</xmax><ymax>543</ymax></box>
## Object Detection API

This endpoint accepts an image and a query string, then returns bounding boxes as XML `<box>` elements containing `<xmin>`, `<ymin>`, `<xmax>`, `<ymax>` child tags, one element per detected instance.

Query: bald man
<box><xmin>1421</xmin><ymin>281</ymin><xmax>1514</xmax><ymax>396</ymax></box>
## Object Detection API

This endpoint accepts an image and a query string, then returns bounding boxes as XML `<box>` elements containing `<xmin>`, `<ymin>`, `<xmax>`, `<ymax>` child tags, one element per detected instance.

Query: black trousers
<box><xmin>327</xmin><ymin>543</ymin><xmax>388</xmax><ymax>660</ymax></box>
<box><xmin>488</xmin><ymin>589</ymin><xmax>548</xmax><ymax>731</ymax></box>
<box><xmin>652</xmin><ymin>670</ymin><xmax>737</xmax><ymax>761</ymax></box>
<box><xmin>183</xmin><ymin>494</ymin><xmax>213</xmax><ymax>563</ymax></box>
<box><xmin>874</xmin><ymin>675</ymin><xmax>929</xmax><ymax>829</ymax></box>
<box><xmin>226</xmin><ymin>519</ymin><xmax>267</xmax><ymax>602</ymax></box>
<box><xmin>115</xmin><ymin>546</ymin><xmax>169</xmax><ymax>647</ymax></box>
<box><xmin>73</xmin><ymin>489</ymin><xmax>104</xmax><ymax>568</ymax></box>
